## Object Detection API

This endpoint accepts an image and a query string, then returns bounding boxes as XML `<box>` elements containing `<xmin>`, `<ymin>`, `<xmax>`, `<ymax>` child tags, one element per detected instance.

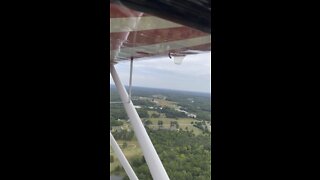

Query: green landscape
<box><xmin>110</xmin><ymin>86</ymin><xmax>211</xmax><ymax>180</ymax></box>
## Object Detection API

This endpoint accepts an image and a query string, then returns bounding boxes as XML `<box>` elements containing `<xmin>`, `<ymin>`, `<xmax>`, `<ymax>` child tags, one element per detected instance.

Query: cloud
<box><xmin>110</xmin><ymin>52</ymin><xmax>211</xmax><ymax>93</ymax></box>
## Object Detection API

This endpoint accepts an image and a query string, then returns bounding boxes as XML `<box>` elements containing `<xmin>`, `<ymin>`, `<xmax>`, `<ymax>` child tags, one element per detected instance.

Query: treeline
<box><xmin>176</xmin><ymin>100</ymin><xmax>211</xmax><ymax>120</ymax></box>
<box><xmin>110</xmin><ymin>104</ymin><xmax>128</xmax><ymax>120</ymax></box>
<box><xmin>193</xmin><ymin>121</ymin><xmax>210</xmax><ymax>134</ymax></box>
<box><xmin>132</xmin><ymin>99</ymin><xmax>156</xmax><ymax>107</ymax></box>
<box><xmin>112</xmin><ymin>129</ymin><xmax>134</xmax><ymax>141</ymax></box>
<box><xmin>111</xmin><ymin>85</ymin><xmax>211</xmax><ymax>112</ymax></box>
<box><xmin>110</xmin><ymin>104</ymin><xmax>150</xmax><ymax>121</ymax></box>
<box><xmin>196</xmin><ymin>111</ymin><xmax>211</xmax><ymax>122</ymax></box>
<box><xmin>110</xmin><ymin>104</ymin><xmax>127</xmax><ymax>128</ymax></box>
<box><xmin>158</xmin><ymin>106</ymin><xmax>187</xmax><ymax>118</ymax></box>
<box><xmin>136</xmin><ymin>108</ymin><xmax>149</xmax><ymax>118</ymax></box>
<box><xmin>111</xmin><ymin>87</ymin><xmax>211</xmax><ymax>126</ymax></box>
<box><xmin>121</xmin><ymin>129</ymin><xmax>211</xmax><ymax>180</ymax></box>
<box><xmin>168</xmin><ymin>95</ymin><xmax>211</xmax><ymax>112</ymax></box>
<box><xmin>110</xmin><ymin>119</ymin><xmax>124</xmax><ymax>127</ymax></box>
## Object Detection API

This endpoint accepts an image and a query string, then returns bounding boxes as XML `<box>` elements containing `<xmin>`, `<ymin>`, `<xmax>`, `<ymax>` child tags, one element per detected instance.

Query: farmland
<box><xmin>110</xmin><ymin>86</ymin><xmax>211</xmax><ymax>179</ymax></box>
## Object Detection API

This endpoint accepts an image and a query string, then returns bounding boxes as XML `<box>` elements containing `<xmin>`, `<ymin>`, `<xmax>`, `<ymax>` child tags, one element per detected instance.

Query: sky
<box><xmin>110</xmin><ymin>52</ymin><xmax>211</xmax><ymax>93</ymax></box>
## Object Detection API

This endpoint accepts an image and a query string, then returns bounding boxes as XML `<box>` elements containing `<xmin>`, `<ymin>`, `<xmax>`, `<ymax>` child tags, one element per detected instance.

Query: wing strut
<box><xmin>128</xmin><ymin>57</ymin><xmax>133</xmax><ymax>102</ymax></box>
<box><xmin>110</xmin><ymin>64</ymin><xmax>170</xmax><ymax>180</ymax></box>
<box><xmin>110</xmin><ymin>132</ymin><xmax>138</xmax><ymax>180</ymax></box>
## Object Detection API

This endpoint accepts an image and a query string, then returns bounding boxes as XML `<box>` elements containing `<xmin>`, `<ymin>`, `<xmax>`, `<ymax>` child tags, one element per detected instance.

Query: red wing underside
<box><xmin>110</xmin><ymin>3</ymin><xmax>211</xmax><ymax>63</ymax></box>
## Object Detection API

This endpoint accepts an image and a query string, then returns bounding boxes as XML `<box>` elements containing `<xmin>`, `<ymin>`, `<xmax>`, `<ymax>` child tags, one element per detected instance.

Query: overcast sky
<box><xmin>110</xmin><ymin>52</ymin><xmax>211</xmax><ymax>93</ymax></box>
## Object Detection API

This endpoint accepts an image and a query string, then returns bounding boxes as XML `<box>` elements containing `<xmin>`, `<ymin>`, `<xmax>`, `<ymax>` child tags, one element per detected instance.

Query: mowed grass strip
<box><xmin>154</xmin><ymin>99</ymin><xmax>177</xmax><ymax>108</ymax></box>
<box><xmin>110</xmin><ymin>136</ymin><xmax>143</xmax><ymax>173</ymax></box>
<box><xmin>146</xmin><ymin>118</ymin><xmax>204</xmax><ymax>135</ymax></box>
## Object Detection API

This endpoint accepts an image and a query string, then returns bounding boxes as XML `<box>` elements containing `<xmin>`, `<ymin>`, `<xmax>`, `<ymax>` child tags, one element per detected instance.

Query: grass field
<box><xmin>146</xmin><ymin>117</ymin><xmax>203</xmax><ymax>135</ymax></box>
<box><xmin>147</xmin><ymin>110</ymin><xmax>159</xmax><ymax>117</ymax></box>
<box><xmin>110</xmin><ymin>116</ymin><xmax>205</xmax><ymax>174</ymax></box>
<box><xmin>110</xmin><ymin>96</ymin><xmax>209</xmax><ymax>174</ymax></box>
<box><xmin>154</xmin><ymin>99</ymin><xmax>177</xmax><ymax>108</ymax></box>
<box><xmin>110</xmin><ymin>136</ymin><xmax>143</xmax><ymax>174</ymax></box>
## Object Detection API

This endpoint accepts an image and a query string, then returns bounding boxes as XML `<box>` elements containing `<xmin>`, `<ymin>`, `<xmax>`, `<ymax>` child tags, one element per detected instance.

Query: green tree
<box><xmin>170</xmin><ymin>121</ymin><xmax>174</xmax><ymax>128</ymax></box>
<box><xmin>137</xmin><ymin>108</ymin><xmax>149</xmax><ymax>118</ymax></box>
<box><xmin>151</xmin><ymin>113</ymin><xmax>160</xmax><ymax>118</ymax></box>
<box><xmin>158</xmin><ymin>120</ymin><xmax>163</xmax><ymax>129</ymax></box>
<box><xmin>130</xmin><ymin>129</ymin><xmax>211</xmax><ymax>180</ymax></box>
<box><xmin>144</xmin><ymin>119</ymin><xmax>153</xmax><ymax>126</ymax></box>
<box><xmin>122</xmin><ymin>141</ymin><xmax>128</xmax><ymax>149</ymax></box>
<box><xmin>176</xmin><ymin>121</ymin><xmax>179</xmax><ymax>129</ymax></box>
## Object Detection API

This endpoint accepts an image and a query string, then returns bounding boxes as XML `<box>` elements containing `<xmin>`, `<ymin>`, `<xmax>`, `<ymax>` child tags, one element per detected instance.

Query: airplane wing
<box><xmin>110</xmin><ymin>0</ymin><xmax>211</xmax><ymax>64</ymax></box>
<box><xmin>110</xmin><ymin>1</ymin><xmax>211</xmax><ymax>179</ymax></box>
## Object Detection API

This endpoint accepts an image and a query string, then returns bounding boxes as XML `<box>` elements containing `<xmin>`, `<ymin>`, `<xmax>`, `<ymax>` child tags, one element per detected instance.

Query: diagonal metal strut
<box><xmin>110</xmin><ymin>64</ymin><xmax>170</xmax><ymax>180</ymax></box>
<box><xmin>128</xmin><ymin>57</ymin><xmax>133</xmax><ymax>102</ymax></box>
<box><xmin>110</xmin><ymin>132</ymin><xmax>138</xmax><ymax>180</ymax></box>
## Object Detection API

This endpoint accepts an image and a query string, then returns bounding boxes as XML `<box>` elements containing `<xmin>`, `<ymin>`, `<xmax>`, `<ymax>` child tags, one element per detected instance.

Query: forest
<box><xmin>110</xmin><ymin>85</ymin><xmax>211</xmax><ymax>179</ymax></box>
<box><xmin>119</xmin><ymin>129</ymin><xmax>211</xmax><ymax>180</ymax></box>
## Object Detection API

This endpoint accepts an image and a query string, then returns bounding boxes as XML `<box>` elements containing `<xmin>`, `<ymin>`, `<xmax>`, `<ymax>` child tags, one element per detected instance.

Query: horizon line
<box><xmin>110</xmin><ymin>84</ymin><xmax>211</xmax><ymax>94</ymax></box>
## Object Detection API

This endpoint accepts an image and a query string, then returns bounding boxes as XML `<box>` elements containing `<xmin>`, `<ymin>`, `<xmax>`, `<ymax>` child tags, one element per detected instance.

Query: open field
<box><xmin>110</xmin><ymin>116</ymin><xmax>206</xmax><ymax>174</ymax></box>
<box><xmin>110</xmin><ymin>86</ymin><xmax>211</xmax><ymax>178</ymax></box>
<box><xmin>147</xmin><ymin>110</ymin><xmax>159</xmax><ymax>117</ymax></box>
<box><xmin>147</xmin><ymin>117</ymin><xmax>203</xmax><ymax>135</ymax></box>
<box><xmin>110</xmin><ymin>137</ymin><xmax>143</xmax><ymax>173</ymax></box>
<box><xmin>154</xmin><ymin>99</ymin><xmax>177</xmax><ymax>108</ymax></box>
